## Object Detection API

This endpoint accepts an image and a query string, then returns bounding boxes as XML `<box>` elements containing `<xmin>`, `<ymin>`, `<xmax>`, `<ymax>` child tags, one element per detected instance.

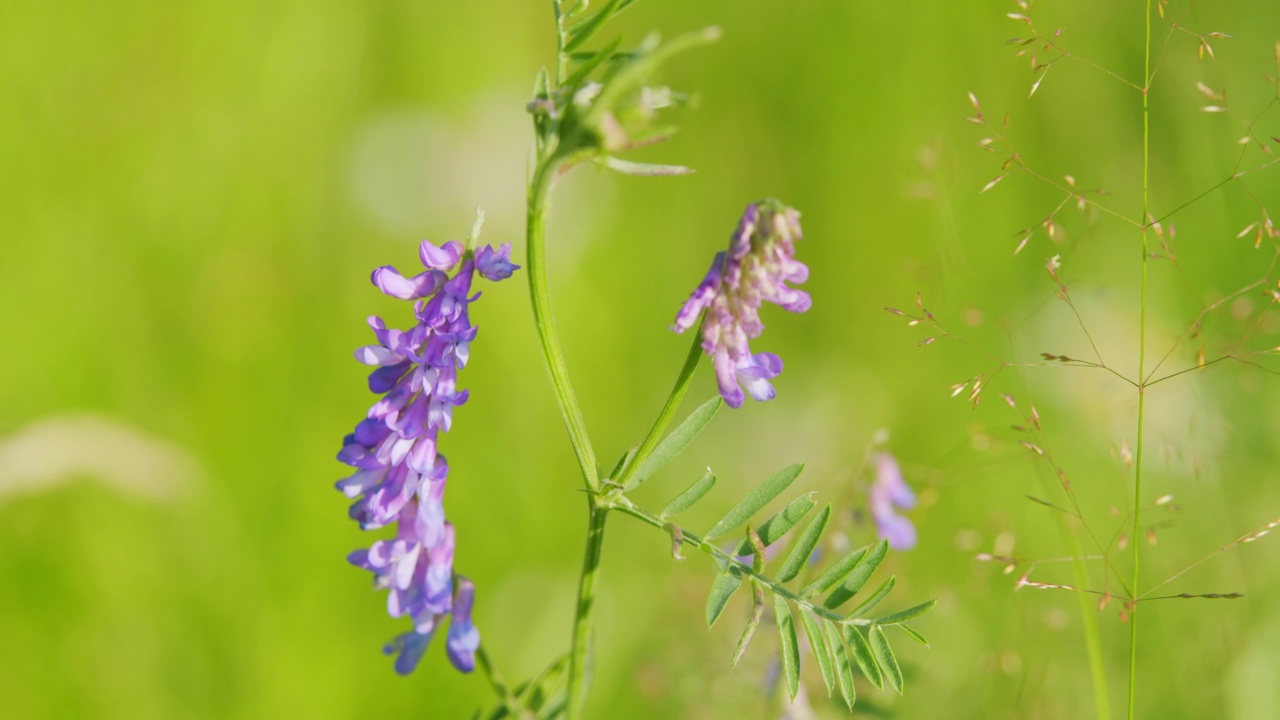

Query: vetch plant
<box><xmin>335</xmin><ymin>2</ymin><xmax>934</xmax><ymax>717</ymax></box>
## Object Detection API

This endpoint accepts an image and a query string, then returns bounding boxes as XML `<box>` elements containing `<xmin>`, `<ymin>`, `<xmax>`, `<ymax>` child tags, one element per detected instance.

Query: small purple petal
<box><xmin>372</xmin><ymin>266</ymin><xmax>446</xmax><ymax>300</ymax></box>
<box><xmin>713</xmin><ymin>349</ymin><xmax>746</xmax><ymax>409</ymax></box>
<box><xmin>446</xmin><ymin>578</ymin><xmax>480</xmax><ymax>673</ymax></box>
<box><xmin>355</xmin><ymin>345</ymin><xmax>402</xmax><ymax>366</ymax></box>
<box><xmin>672</xmin><ymin>252</ymin><xmax>725</xmax><ymax>333</ymax></box>
<box><xmin>368</xmin><ymin>362</ymin><xmax>412</xmax><ymax>394</ymax></box>
<box><xmin>419</xmin><ymin>240</ymin><xmax>464</xmax><ymax>271</ymax></box>
<box><xmin>384</xmin><ymin>629</ymin><xmax>434</xmax><ymax>675</ymax></box>
<box><xmin>475</xmin><ymin>243</ymin><xmax>520</xmax><ymax>281</ymax></box>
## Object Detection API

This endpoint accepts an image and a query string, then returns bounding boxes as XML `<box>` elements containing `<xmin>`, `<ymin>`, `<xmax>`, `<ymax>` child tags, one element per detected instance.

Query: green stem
<box><xmin>614</xmin><ymin>329</ymin><xmax>706</xmax><ymax>487</ymax></box>
<box><xmin>527</xmin><ymin>158</ymin><xmax>601</xmax><ymax>494</ymax></box>
<box><xmin>1129</xmin><ymin>2</ymin><xmax>1152</xmax><ymax>718</ymax></box>
<box><xmin>476</xmin><ymin>645</ymin><xmax>525</xmax><ymax>717</ymax></box>
<box><xmin>527</xmin><ymin>154</ymin><xmax>605</xmax><ymax>717</ymax></box>
<box><xmin>567</xmin><ymin>500</ymin><xmax>609</xmax><ymax>718</ymax></box>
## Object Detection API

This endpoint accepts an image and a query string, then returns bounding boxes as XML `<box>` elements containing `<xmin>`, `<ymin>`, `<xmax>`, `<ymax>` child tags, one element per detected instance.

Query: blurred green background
<box><xmin>3</xmin><ymin>0</ymin><xmax>1279</xmax><ymax>717</ymax></box>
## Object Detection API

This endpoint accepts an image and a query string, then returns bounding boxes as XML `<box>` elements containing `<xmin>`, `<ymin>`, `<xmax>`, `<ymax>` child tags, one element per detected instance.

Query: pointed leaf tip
<box><xmin>627</xmin><ymin>396</ymin><xmax>722</xmax><ymax>490</ymax></box>
<box><xmin>824</xmin><ymin>539</ymin><xmax>889</xmax><ymax>609</ymax></box>
<box><xmin>731</xmin><ymin>493</ymin><xmax>817</xmax><ymax>556</ymax></box>
<box><xmin>704</xmin><ymin>462</ymin><xmax>805</xmax><ymax>541</ymax></box>
<box><xmin>844</xmin><ymin>625</ymin><xmax>883</xmax><ymax>689</ymax></box>
<box><xmin>870</xmin><ymin>626</ymin><xmax>903</xmax><ymax>694</ymax></box>
<box><xmin>660</xmin><ymin>468</ymin><xmax>717</xmax><ymax>518</ymax></box>
<box><xmin>705</xmin><ymin>571</ymin><xmax>742</xmax><ymax>627</ymax></box>
<box><xmin>776</xmin><ymin>504</ymin><xmax>830</xmax><ymax>583</ymax></box>
<box><xmin>874</xmin><ymin>599</ymin><xmax>937</xmax><ymax>625</ymax></box>
<box><xmin>826</xmin><ymin>621</ymin><xmax>858</xmax><ymax>711</ymax></box>
<box><xmin>774</xmin><ymin>596</ymin><xmax>800</xmax><ymax>699</ymax></box>
<box><xmin>798</xmin><ymin>607</ymin><xmax>836</xmax><ymax>696</ymax></box>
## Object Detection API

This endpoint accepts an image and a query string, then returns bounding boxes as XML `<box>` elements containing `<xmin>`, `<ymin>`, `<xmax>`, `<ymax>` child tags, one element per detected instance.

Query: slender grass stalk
<box><xmin>1065</xmin><ymin>531</ymin><xmax>1111</xmax><ymax>720</ymax></box>
<box><xmin>1128</xmin><ymin>2</ymin><xmax>1153</xmax><ymax>717</ymax></box>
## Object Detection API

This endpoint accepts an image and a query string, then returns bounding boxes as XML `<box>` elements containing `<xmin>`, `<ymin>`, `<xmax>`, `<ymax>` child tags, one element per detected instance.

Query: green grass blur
<box><xmin>2</xmin><ymin>1</ymin><xmax>1279</xmax><ymax>717</ymax></box>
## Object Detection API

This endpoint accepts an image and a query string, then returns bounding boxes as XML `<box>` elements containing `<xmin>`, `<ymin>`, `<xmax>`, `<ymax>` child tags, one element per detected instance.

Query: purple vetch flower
<box><xmin>672</xmin><ymin>200</ymin><xmax>809</xmax><ymax>408</ymax></box>
<box><xmin>338</xmin><ymin>235</ymin><xmax>518</xmax><ymax>674</ymax></box>
<box><xmin>870</xmin><ymin>453</ymin><xmax>917</xmax><ymax>550</ymax></box>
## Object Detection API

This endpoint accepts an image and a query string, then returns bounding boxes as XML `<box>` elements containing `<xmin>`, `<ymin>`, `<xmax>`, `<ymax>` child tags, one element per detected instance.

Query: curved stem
<box><xmin>526</xmin><ymin>154</ymin><xmax>605</xmax><ymax>718</ymax></box>
<box><xmin>527</xmin><ymin>159</ymin><xmax>601</xmax><ymax>493</ymax></box>
<box><xmin>615</xmin><ymin>328</ymin><xmax>706</xmax><ymax>487</ymax></box>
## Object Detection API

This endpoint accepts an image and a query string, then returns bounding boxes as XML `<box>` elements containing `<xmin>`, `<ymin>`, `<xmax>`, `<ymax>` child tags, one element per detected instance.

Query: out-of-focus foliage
<box><xmin>2</xmin><ymin>0</ymin><xmax>1278</xmax><ymax>717</ymax></box>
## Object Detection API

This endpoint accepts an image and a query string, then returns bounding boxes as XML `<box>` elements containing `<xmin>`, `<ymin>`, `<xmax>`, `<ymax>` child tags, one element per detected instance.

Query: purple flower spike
<box><xmin>672</xmin><ymin>201</ymin><xmax>809</xmax><ymax>408</ymax></box>
<box><xmin>339</xmin><ymin>232</ymin><xmax>517</xmax><ymax>674</ymax></box>
<box><xmin>870</xmin><ymin>453</ymin><xmax>917</xmax><ymax>550</ymax></box>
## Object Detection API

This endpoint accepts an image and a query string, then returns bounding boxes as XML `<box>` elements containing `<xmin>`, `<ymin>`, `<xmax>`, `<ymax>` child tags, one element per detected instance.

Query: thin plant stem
<box><xmin>526</xmin><ymin>153</ymin><xmax>604</xmax><ymax>717</ymax></box>
<box><xmin>526</xmin><ymin>158</ymin><xmax>601</xmax><ymax>494</ymax></box>
<box><xmin>1066</xmin><ymin>528</ymin><xmax>1112</xmax><ymax>720</ymax></box>
<box><xmin>615</xmin><ymin>329</ymin><xmax>706</xmax><ymax>487</ymax></box>
<box><xmin>1128</xmin><ymin>2</ymin><xmax>1152</xmax><ymax>717</ymax></box>
<box><xmin>567</xmin><ymin>500</ymin><xmax>609</xmax><ymax>718</ymax></box>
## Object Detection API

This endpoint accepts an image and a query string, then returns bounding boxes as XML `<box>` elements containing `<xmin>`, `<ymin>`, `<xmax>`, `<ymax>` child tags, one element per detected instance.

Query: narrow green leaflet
<box><xmin>843</xmin><ymin>625</ymin><xmax>882</xmax><ymax>689</ymax></box>
<box><xmin>626</xmin><ymin>396</ymin><xmax>722</xmax><ymax>490</ymax></box>
<box><xmin>869</xmin><ymin>626</ymin><xmax>903</xmax><ymax>694</ymax></box>
<box><xmin>897</xmin><ymin>624</ymin><xmax>930</xmax><ymax>646</ymax></box>
<box><xmin>776</xmin><ymin>504</ymin><xmax>830</xmax><ymax>582</ymax></box>
<box><xmin>531</xmin><ymin>67</ymin><xmax>553</xmax><ymax>152</ymax></box>
<box><xmin>563</xmin><ymin>0</ymin><xmax>626</xmax><ymax>52</ymax></box>
<box><xmin>846</xmin><ymin>575</ymin><xmax>896</xmax><ymax>619</ymax></box>
<box><xmin>481</xmin><ymin>654</ymin><xmax>567</xmax><ymax>720</ymax></box>
<box><xmin>874</xmin><ymin>599</ymin><xmax>937</xmax><ymax>626</ymax></box>
<box><xmin>774</xmin><ymin>596</ymin><xmax>800</xmax><ymax>700</ymax></box>
<box><xmin>824</xmin><ymin>539</ymin><xmax>888</xmax><ymax>609</ymax></box>
<box><xmin>705</xmin><ymin>570</ymin><xmax>742</xmax><ymax>627</ymax></box>
<box><xmin>565</xmin><ymin>35</ymin><xmax>622</xmax><ymax>88</ymax></box>
<box><xmin>532</xmin><ymin>66</ymin><xmax>551</xmax><ymax>100</ymax></box>
<box><xmin>799</xmin><ymin>544</ymin><xmax>868</xmax><ymax>598</ymax></box>
<box><xmin>730</xmin><ymin>493</ymin><xmax>816</xmax><ymax>556</ymax></box>
<box><xmin>798</xmin><ymin>606</ymin><xmax>836</xmax><ymax>696</ymax></box>
<box><xmin>704</xmin><ymin>462</ymin><xmax>805</xmax><ymax>541</ymax></box>
<box><xmin>601</xmin><ymin>157</ymin><xmax>695</xmax><ymax>176</ymax></box>
<box><xmin>607</xmin><ymin>445</ymin><xmax>637</xmax><ymax>482</ymax></box>
<box><xmin>583</xmin><ymin>27</ymin><xmax>721</xmax><ymax>127</ymax></box>
<box><xmin>825</xmin><ymin>620</ymin><xmax>858</xmax><ymax>711</ymax></box>
<box><xmin>730</xmin><ymin>581</ymin><xmax>764</xmax><ymax>667</ymax></box>
<box><xmin>660</xmin><ymin>469</ymin><xmax>716</xmax><ymax>518</ymax></box>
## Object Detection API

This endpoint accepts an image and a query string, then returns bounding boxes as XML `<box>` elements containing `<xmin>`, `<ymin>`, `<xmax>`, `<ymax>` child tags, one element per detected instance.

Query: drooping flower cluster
<box><xmin>869</xmin><ymin>453</ymin><xmax>917</xmax><ymax>550</ymax></box>
<box><xmin>672</xmin><ymin>200</ymin><xmax>810</xmax><ymax>408</ymax></box>
<box><xmin>337</xmin><ymin>237</ymin><xmax>517</xmax><ymax>674</ymax></box>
